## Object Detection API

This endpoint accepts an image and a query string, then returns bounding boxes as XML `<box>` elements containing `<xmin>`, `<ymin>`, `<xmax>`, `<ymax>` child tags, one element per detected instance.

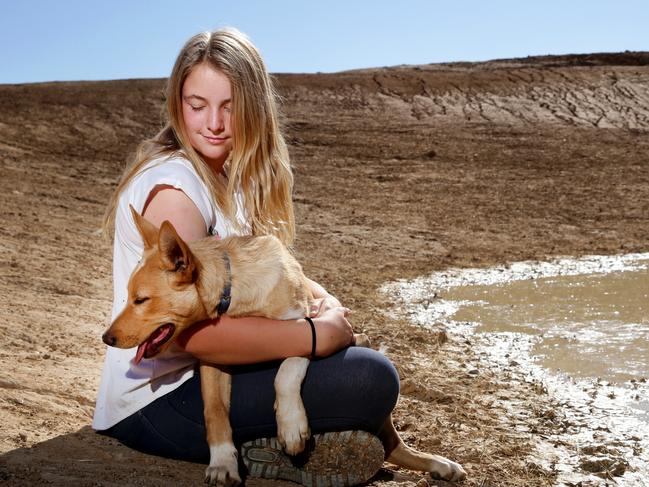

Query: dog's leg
<box><xmin>274</xmin><ymin>356</ymin><xmax>311</xmax><ymax>455</ymax></box>
<box><xmin>200</xmin><ymin>362</ymin><xmax>241</xmax><ymax>487</ymax></box>
<box><xmin>379</xmin><ymin>415</ymin><xmax>466</xmax><ymax>481</ymax></box>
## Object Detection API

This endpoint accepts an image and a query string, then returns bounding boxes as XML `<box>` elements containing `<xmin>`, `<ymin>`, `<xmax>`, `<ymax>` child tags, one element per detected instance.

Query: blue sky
<box><xmin>1</xmin><ymin>0</ymin><xmax>647</xmax><ymax>84</ymax></box>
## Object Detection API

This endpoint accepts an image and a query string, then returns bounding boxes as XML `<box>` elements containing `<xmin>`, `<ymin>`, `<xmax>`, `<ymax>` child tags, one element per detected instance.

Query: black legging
<box><xmin>100</xmin><ymin>347</ymin><xmax>400</xmax><ymax>464</ymax></box>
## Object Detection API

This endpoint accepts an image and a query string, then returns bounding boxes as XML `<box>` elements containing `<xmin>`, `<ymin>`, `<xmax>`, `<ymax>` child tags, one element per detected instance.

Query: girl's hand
<box><xmin>312</xmin><ymin>306</ymin><xmax>354</xmax><ymax>357</ymax></box>
<box><xmin>309</xmin><ymin>295</ymin><xmax>343</xmax><ymax>318</ymax></box>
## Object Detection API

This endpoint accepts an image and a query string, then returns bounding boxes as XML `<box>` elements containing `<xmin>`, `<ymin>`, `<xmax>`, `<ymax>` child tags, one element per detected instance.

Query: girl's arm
<box><xmin>177</xmin><ymin>308</ymin><xmax>353</xmax><ymax>364</ymax></box>
<box><xmin>142</xmin><ymin>186</ymin><xmax>354</xmax><ymax>364</ymax></box>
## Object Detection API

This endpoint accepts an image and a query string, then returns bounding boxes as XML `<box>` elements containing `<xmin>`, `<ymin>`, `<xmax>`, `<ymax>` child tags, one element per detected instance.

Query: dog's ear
<box><xmin>130</xmin><ymin>205</ymin><xmax>159</xmax><ymax>250</ymax></box>
<box><xmin>158</xmin><ymin>220</ymin><xmax>196</xmax><ymax>285</ymax></box>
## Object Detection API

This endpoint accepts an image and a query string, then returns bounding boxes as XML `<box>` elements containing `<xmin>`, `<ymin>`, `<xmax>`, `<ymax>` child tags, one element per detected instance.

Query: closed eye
<box><xmin>134</xmin><ymin>297</ymin><xmax>149</xmax><ymax>305</ymax></box>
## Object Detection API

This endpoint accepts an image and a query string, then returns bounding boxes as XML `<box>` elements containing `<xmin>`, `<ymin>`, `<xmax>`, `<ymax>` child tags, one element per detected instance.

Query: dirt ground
<box><xmin>1</xmin><ymin>52</ymin><xmax>648</xmax><ymax>486</ymax></box>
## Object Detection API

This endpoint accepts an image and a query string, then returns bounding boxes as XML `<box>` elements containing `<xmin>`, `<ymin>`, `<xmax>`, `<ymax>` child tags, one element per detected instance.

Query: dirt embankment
<box><xmin>281</xmin><ymin>52</ymin><xmax>649</xmax><ymax>129</ymax></box>
<box><xmin>1</xmin><ymin>52</ymin><xmax>648</xmax><ymax>486</ymax></box>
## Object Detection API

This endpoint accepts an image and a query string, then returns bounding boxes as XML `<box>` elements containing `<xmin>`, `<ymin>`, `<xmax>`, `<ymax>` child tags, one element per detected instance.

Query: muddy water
<box><xmin>447</xmin><ymin>262</ymin><xmax>649</xmax><ymax>417</ymax></box>
<box><xmin>382</xmin><ymin>253</ymin><xmax>649</xmax><ymax>485</ymax></box>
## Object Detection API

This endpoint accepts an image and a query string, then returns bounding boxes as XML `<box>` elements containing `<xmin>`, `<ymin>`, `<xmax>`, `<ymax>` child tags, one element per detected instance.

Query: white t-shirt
<box><xmin>93</xmin><ymin>154</ymin><xmax>245</xmax><ymax>430</ymax></box>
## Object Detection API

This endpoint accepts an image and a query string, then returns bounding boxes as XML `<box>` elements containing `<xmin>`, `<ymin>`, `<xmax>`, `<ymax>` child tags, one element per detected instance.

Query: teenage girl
<box><xmin>94</xmin><ymin>27</ymin><xmax>399</xmax><ymax>486</ymax></box>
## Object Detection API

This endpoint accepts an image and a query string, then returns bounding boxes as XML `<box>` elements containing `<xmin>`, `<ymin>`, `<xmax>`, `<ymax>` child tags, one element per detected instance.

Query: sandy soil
<box><xmin>1</xmin><ymin>52</ymin><xmax>649</xmax><ymax>486</ymax></box>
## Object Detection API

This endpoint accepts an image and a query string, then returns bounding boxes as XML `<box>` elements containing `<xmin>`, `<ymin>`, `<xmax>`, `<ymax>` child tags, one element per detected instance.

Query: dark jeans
<box><xmin>100</xmin><ymin>347</ymin><xmax>400</xmax><ymax>464</ymax></box>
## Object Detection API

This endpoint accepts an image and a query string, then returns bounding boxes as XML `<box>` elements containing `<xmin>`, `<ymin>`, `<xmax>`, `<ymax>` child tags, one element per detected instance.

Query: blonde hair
<box><xmin>102</xmin><ymin>28</ymin><xmax>295</xmax><ymax>245</ymax></box>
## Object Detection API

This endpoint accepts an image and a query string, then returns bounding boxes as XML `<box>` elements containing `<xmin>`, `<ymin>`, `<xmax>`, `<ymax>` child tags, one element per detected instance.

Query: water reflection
<box><xmin>447</xmin><ymin>265</ymin><xmax>649</xmax><ymax>384</ymax></box>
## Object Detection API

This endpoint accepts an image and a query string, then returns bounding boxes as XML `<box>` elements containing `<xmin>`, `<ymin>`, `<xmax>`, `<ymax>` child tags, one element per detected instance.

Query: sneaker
<box><xmin>241</xmin><ymin>430</ymin><xmax>384</xmax><ymax>487</ymax></box>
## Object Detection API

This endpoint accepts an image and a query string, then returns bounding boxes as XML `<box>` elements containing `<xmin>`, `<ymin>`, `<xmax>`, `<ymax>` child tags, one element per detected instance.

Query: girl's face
<box><xmin>181</xmin><ymin>63</ymin><xmax>233</xmax><ymax>171</ymax></box>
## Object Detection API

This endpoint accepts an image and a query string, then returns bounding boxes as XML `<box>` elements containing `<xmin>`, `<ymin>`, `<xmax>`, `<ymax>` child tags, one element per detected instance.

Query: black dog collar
<box><xmin>216</xmin><ymin>252</ymin><xmax>232</xmax><ymax>315</ymax></box>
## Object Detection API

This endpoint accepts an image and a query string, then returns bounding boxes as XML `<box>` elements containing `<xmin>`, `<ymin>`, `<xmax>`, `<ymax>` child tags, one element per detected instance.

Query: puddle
<box><xmin>448</xmin><ymin>263</ymin><xmax>649</xmax><ymax>416</ymax></box>
<box><xmin>382</xmin><ymin>253</ymin><xmax>649</xmax><ymax>486</ymax></box>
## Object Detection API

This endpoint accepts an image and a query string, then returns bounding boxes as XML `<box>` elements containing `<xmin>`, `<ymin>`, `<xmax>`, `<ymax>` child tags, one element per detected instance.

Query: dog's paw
<box><xmin>204</xmin><ymin>463</ymin><xmax>241</xmax><ymax>487</ymax></box>
<box><xmin>429</xmin><ymin>458</ymin><xmax>467</xmax><ymax>482</ymax></box>
<box><xmin>275</xmin><ymin>398</ymin><xmax>310</xmax><ymax>455</ymax></box>
<box><xmin>204</xmin><ymin>444</ymin><xmax>241</xmax><ymax>487</ymax></box>
<box><xmin>278</xmin><ymin>421</ymin><xmax>311</xmax><ymax>456</ymax></box>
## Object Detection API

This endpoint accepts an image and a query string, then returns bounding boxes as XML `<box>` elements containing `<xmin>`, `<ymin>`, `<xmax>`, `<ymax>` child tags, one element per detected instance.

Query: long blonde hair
<box><xmin>102</xmin><ymin>28</ymin><xmax>295</xmax><ymax>245</ymax></box>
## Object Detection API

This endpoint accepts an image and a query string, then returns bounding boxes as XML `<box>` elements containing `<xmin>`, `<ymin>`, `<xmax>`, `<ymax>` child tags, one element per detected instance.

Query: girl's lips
<box><xmin>203</xmin><ymin>135</ymin><xmax>228</xmax><ymax>145</ymax></box>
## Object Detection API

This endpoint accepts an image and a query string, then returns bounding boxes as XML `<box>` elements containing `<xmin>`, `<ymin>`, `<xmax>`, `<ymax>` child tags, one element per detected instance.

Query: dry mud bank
<box><xmin>1</xmin><ymin>52</ymin><xmax>649</xmax><ymax>486</ymax></box>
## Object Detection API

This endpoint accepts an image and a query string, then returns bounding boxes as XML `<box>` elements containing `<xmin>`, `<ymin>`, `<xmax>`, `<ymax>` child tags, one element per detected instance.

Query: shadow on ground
<box><xmin>0</xmin><ymin>427</ymin><xmax>430</xmax><ymax>487</ymax></box>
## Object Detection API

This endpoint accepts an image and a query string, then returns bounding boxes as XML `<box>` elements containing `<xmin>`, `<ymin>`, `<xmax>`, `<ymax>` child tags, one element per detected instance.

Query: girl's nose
<box><xmin>207</xmin><ymin>108</ymin><xmax>224</xmax><ymax>133</ymax></box>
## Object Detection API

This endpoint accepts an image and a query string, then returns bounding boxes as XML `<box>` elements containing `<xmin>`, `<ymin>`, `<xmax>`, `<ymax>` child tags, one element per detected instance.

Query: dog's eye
<box><xmin>134</xmin><ymin>297</ymin><xmax>149</xmax><ymax>305</ymax></box>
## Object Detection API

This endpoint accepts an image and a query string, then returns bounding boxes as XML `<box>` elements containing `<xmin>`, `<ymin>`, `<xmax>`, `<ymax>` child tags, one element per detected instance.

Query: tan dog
<box><xmin>102</xmin><ymin>206</ymin><xmax>467</xmax><ymax>486</ymax></box>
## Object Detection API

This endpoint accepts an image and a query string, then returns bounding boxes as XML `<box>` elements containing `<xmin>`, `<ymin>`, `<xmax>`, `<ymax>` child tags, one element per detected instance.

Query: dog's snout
<box><xmin>102</xmin><ymin>331</ymin><xmax>117</xmax><ymax>347</ymax></box>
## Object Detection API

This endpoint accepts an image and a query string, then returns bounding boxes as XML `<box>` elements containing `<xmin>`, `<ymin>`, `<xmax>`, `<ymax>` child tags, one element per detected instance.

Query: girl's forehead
<box><xmin>182</xmin><ymin>64</ymin><xmax>231</xmax><ymax>98</ymax></box>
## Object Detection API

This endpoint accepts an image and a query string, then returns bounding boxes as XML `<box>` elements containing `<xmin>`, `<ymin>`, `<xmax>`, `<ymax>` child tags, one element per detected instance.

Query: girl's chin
<box><xmin>198</xmin><ymin>149</ymin><xmax>231</xmax><ymax>169</ymax></box>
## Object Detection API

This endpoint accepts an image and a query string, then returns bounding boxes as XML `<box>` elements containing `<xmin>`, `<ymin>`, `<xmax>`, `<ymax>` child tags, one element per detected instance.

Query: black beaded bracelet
<box><xmin>305</xmin><ymin>316</ymin><xmax>317</xmax><ymax>359</ymax></box>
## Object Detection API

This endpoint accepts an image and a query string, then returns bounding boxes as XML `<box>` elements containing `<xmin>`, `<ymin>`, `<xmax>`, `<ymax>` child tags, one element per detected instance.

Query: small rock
<box><xmin>430</xmin><ymin>330</ymin><xmax>447</xmax><ymax>345</ymax></box>
<box><xmin>399</xmin><ymin>379</ymin><xmax>454</xmax><ymax>403</ymax></box>
<box><xmin>422</xmin><ymin>149</ymin><xmax>437</xmax><ymax>159</ymax></box>
<box><xmin>580</xmin><ymin>456</ymin><xmax>628</xmax><ymax>477</ymax></box>
<box><xmin>468</xmin><ymin>369</ymin><xmax>479</xmax><ymax>375</ymax></box>
<box><xmin>415</xmin><ymin>477</ymin><xmax>430</xmax><ymax>487</ymax></box>
<box><xmin>400</xmin><ymin>379</ymin><xmax>417</xmax><ymax>395</ymax></box>
<box><xmin>580</xmin><ymin>445</ymin><xmax>608</xmax><ymax>455</ymax></box>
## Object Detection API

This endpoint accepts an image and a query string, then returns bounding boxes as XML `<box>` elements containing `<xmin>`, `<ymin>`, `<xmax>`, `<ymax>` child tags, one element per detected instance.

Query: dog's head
<box><xmin>102</xmin><ymin>206</ymin><xmax>207</xmax><ymax>364</ymax></box>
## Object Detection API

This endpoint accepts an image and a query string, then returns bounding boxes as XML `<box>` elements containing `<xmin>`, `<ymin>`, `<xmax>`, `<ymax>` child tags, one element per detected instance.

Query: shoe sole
<box><xmin>241</xmin><ymin>430</ymin><xmax>384</xmax><ymax>487</ymax></box>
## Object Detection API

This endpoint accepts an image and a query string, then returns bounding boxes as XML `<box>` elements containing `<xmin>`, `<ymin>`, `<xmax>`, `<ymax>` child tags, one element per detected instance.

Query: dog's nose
<box><xmin>102</xmin><ymin>331</ymin><xmax>117</xmax><ymax>347</ymax></box>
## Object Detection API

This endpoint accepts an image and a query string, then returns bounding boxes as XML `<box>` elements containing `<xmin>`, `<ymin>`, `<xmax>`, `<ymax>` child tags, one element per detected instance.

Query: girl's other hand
<box><xmin>312</xmin><ymin>306</ymin><xmax>354</xmax><ymax>357</ymax></box>
<box><xmin>308</xmin><ymin>295</ymin><xmax>343</xmax><ymax>318</ymax></box>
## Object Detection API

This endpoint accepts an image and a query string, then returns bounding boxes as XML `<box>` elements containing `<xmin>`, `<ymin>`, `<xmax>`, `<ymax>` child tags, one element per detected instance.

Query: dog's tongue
<box><xmin>133</xmin><ymin>324</ymin><xmax>175</xmax><ymax>365</ymax></box>
<box><xmin>134</xmin><ymin>342</ymin><xmax>147</xmax><ymax>365</ymax></box>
